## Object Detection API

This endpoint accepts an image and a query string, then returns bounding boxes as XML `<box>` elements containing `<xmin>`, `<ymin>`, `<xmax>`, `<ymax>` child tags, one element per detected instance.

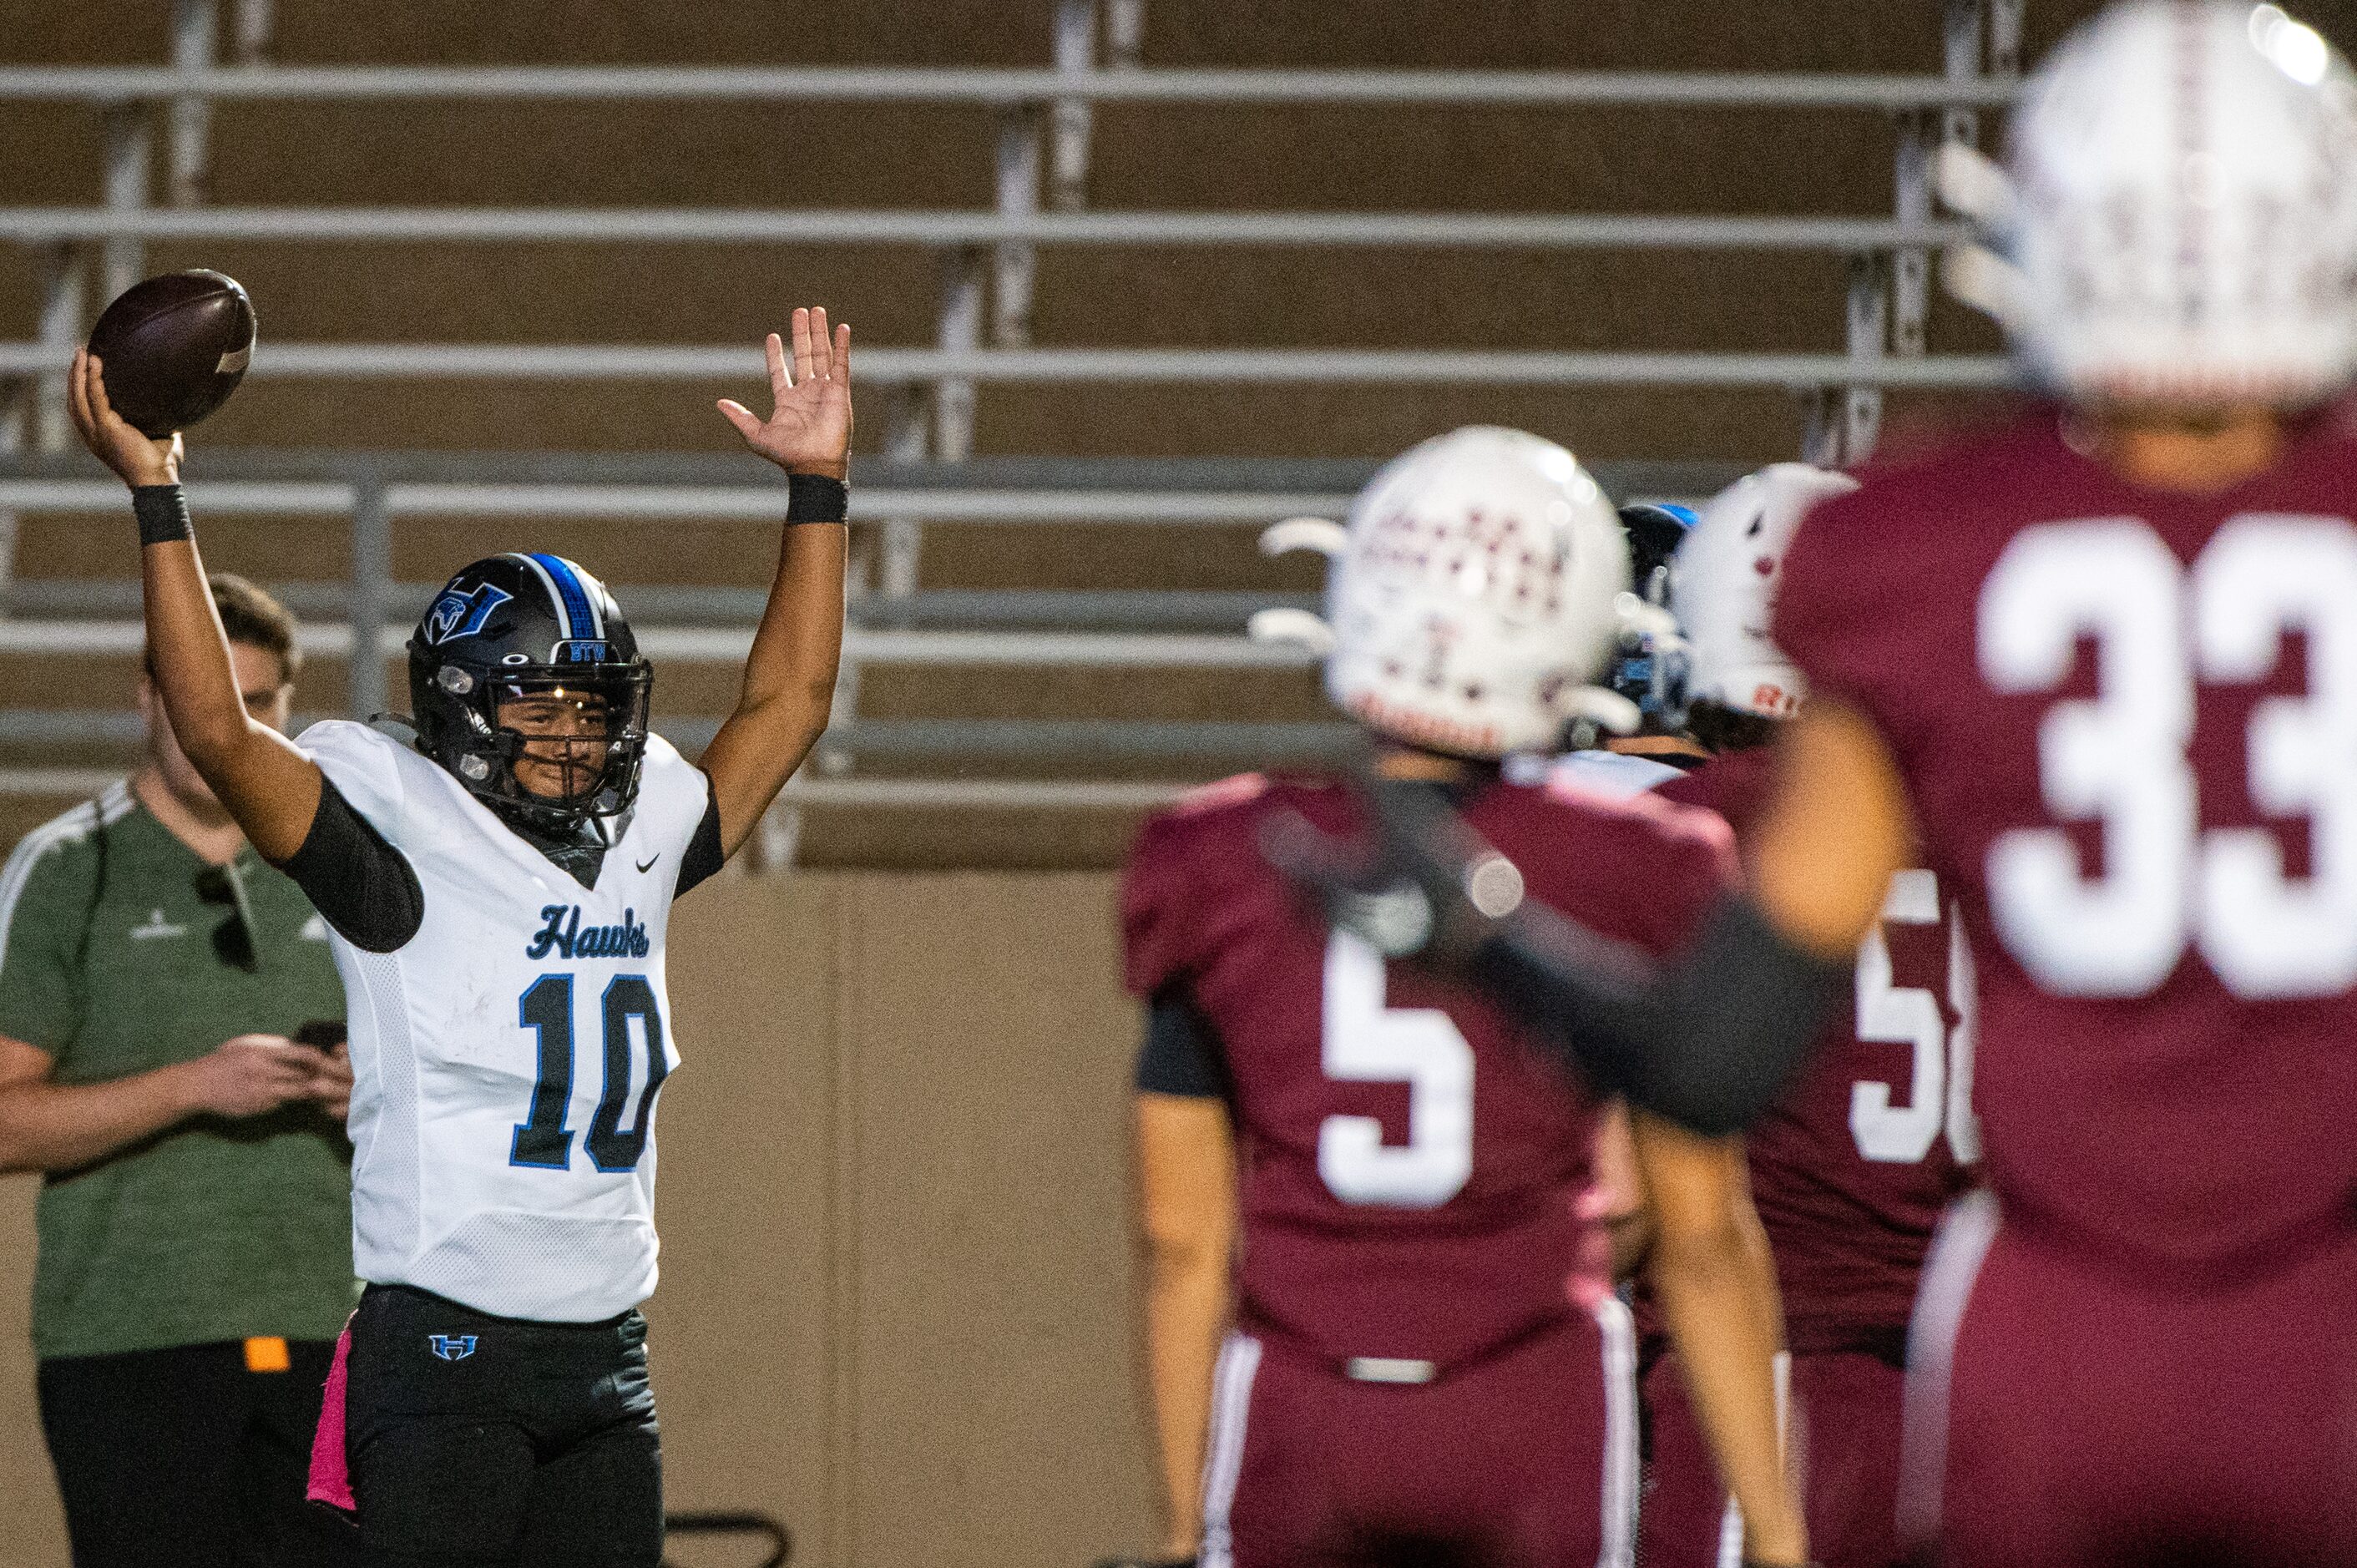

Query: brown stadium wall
<box><xmin>0</xmin><ymin>870</ymin><xmax>1158</xmax><ymax>1568</ymax></box>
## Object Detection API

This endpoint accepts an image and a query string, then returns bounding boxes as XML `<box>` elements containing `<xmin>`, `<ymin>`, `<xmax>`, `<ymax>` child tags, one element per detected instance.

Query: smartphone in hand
<box><xmin>294</xmin><ymin>1020</ymin><xmax>346</xmax><ymax>1052</ymax></box>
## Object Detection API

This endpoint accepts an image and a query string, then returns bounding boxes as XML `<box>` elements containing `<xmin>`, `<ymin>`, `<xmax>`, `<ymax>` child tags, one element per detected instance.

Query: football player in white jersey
<box><xmin>68</xmin><ymin>309</ymin><xmax>852</xmax><ymax>1567</ymax></box>
<box><xmin>1545</xmin><ymin>500</ymin><xmax>1707</xmax><ymax>800</ymax></box>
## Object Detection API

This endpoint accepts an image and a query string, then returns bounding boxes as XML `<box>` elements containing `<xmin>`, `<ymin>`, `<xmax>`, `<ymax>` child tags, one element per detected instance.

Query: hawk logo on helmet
<box><xmin>406</xmin><ymin>553</ymin><xmax>653</xmax><ymax>841</ymax></box>
<box><xmin>422</xmin><ymin>583</ymin><xmax>513</xmax><ymax>646</ymax></box>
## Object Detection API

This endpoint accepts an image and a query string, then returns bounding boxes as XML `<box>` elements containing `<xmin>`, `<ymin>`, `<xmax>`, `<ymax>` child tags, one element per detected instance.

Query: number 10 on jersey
<box><xmin>511</xmin><ymin>974</ymin><xmax>670</xmax><ymax>1173</ymax></box>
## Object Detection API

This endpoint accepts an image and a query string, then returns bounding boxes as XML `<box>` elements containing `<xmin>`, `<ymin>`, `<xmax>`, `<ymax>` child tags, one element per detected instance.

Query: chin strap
<box><xmin>485</xmin><ymin>792</ymin><xmax>619</xmax><ymax>878</ymax></box>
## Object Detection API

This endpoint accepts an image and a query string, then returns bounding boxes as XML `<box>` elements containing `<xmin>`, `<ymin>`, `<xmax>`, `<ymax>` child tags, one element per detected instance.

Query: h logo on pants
<box><xmin>428</xmin><ymin>1334</ymin><xmax>478</xmax><ymax>1362</ymax></box>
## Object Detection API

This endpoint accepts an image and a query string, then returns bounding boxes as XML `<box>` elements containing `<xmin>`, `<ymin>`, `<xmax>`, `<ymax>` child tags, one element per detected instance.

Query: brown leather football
<box><xmin>84</xmin><ymin>270</ymin><xmax>256</xmax><ymax>438</ymax></box>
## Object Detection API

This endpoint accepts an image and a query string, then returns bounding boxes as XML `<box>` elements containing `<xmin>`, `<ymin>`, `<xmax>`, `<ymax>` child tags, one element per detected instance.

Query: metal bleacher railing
<box><xmin>0</xmin><ymin>0</ymin><xmax>2026</xmax><ymax>846</ymax></box>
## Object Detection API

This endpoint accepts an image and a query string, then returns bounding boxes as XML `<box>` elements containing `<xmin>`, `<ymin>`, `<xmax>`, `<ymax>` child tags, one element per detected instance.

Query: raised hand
<box><xmin>716</xmin><ymin>306</ymin><xmax>852</xmax><ymax>479</ymax></box>
<box><xmin>68</xmin><ymin>347</ymin><xmax>180</xmax><ymax>488</ymax></box>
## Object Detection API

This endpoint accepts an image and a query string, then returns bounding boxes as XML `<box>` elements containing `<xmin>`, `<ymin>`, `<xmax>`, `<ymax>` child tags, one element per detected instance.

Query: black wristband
<box><xmin>785</xmin><ymin>473</ymin><xmax>848</xmax><ymax>524</ymax></box>
<box><xmin>131</xmin><ymin>484</ymin><xmax>193</xmax><ymax>546</ymax></box>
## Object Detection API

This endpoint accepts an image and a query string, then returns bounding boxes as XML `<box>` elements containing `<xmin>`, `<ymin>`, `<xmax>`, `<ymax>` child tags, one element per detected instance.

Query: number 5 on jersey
<box><xmin>1316</xmin><ymin>900</ymin><xmax>1981</xmax><ymax>1192</ymax></box>
<box><xmin>1317</xmin><ymin>933</ymin><xmax>1475</xmax><ymax>1208</ymax></box>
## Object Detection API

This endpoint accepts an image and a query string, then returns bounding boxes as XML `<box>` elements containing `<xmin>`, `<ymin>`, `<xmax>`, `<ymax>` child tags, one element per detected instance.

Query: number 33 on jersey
<box><xmin>1981</xmin><ymin>513</ymin><xmax>2357</xmax><ymax>999</ymax></box>
<box><xmin>1771</xmin><ymin>419</ymin><xmax>2357</xmax><ymax>1269</ymax></box>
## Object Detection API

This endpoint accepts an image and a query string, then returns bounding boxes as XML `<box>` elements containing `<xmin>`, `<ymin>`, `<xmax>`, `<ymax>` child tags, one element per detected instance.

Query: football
<box><xmin>84</xmin><ymin>270</ymin><xmax>256</xmax><ymax>438</ymax></box>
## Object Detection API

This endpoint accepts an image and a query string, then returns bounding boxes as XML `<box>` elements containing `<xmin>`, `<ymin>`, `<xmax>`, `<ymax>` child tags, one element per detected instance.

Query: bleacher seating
<box><xmin>0</xmin><ymin>0</ymin><xmax>2048</xmax><ymax>868</ymax></box>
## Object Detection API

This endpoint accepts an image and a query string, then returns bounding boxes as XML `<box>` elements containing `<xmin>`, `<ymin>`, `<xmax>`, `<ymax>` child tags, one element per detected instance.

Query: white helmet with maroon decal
<box><xmin>1672</xmin><ymin>463</ymin><xmax>1859</xmax><ymax>720</ymax></box>
<box><xmin>1252</xmin><ymin>426</ymin><xmax>1646</xmax><ymax>757</ymax></box>
<box><xmin>1940</xmin><ymin>0</ymin><xmax>2357</xmax><ymax>406</ymax></box>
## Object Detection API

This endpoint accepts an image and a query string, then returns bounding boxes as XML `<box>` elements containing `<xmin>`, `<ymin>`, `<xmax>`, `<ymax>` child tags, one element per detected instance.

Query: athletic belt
<box><xmin>1241</xmin><ymin>1302</ymin><xmax>1581</xmax><ymax>1386</ymax></box>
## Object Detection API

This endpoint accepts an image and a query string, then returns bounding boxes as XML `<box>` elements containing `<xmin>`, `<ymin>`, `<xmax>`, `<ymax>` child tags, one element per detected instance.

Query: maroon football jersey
<box><xmin>1122</xmin><ymin>771</ymin><xmax>1732</xmax><ymax>1370</ymax></box>
<box><xmin>1776</xmin><ymin>411</ymin><xmax>2357</xmax><ymax>1273</ymax></box>
<box><xmin>1658</xmin><ymin>748</ymin><xmax>1979</xmax><ymax>1351</ymax></box>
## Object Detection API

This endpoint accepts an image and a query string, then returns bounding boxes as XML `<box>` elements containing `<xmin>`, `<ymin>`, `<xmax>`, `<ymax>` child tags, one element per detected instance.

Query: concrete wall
<box><xmin>0</xmin><ymin>870</ymin><xmax>1159</xmax><ymax>1568</ymax></box>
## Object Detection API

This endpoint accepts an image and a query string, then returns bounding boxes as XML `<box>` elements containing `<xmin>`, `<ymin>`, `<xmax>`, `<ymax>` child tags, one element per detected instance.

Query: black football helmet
<box><xmin>407</xmin><ymin>553</ymin><xmax>652</xmax><ymax>837</ymax></box>
<box><xmin>1611</xmin><ymin>502</ymin><xmax>1697</xmax><ymax>723</ymax></box>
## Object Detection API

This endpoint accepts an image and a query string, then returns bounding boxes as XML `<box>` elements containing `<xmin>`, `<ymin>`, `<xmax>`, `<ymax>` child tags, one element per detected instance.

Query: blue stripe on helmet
<box><xmin>526</xmin><ymin>552</ymin><xmax>597</xmax><ymax>641</ymax></box>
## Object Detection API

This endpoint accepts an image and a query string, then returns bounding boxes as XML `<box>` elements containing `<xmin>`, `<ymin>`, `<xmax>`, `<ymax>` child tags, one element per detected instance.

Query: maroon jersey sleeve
<box><xmin>1120</xmin><ymin>772</ymin><xmax>1273</xmax><ymax>998</ymax></box>
<box><xmin>1771</xmin><ymin>427</ymin><xmax>2047</xmax><ymax>787</ymax></box>
<box><xmin>1773</xmin><ymin>483</ymin><xmax>1914</xmax><ymax>736</ymax></box>
<box><xmin>1121</xmin><ymin>818</ymin><xmax>1197</xmax><ymax>999</ymax></box>
<box><xmin>1651</xmin><ymin>745</ymin><xmax>1777</xmax><ymax>835</ymax></box>
<box><xmin>1521</xmin><ymin>781</ymin><xmax>1738</xmax><ymax>959</ymax></box>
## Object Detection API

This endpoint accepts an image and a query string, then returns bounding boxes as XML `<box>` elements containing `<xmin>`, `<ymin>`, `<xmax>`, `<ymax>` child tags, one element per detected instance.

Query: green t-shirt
<box><xmin>0</xmin><ymin>782</ymin><xmax>357</xmax><ymax>1359</ymax></box>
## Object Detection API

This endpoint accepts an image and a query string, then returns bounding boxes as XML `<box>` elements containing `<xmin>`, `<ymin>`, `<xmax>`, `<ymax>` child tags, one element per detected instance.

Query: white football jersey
<box><xmin>301</xmin><ymin>719</ymin><xmax>711</xmax><ymax>1321</ymax></box>
<box><xmin>1530</xmin><ymin>748</ymin><xmax>1687</xmax><ymax>802</ymax></box>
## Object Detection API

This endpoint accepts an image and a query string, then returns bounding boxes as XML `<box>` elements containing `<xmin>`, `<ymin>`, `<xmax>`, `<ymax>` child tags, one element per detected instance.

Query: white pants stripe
<box><xmin>1897</xmin><ymin>1189</ymin><xmax>2000</xmax><ymax>1555</ymax></box>
<box><xmin>1198</xmin><ymin>1331</ymin><xmax>1264</xmax><ymax>1568</ymax></box>
<box><xmin>1201</xmin><ymin>1313</ymin><xmax>1642</xmax><ymax>1568</ymax></box>
<box><xmin>1596</xmin><ymin>1296</ymin><xmax>1640</xmax><ymax>1568</ymax></box>
<box><xmin>1711</xmin><ymin>1348</ymin><xmax>1793</xmax><ymax>1568</ymax></box>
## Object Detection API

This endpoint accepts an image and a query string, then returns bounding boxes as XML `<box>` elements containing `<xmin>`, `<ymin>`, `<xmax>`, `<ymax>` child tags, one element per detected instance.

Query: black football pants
<box><xmin>38</xmin><ymin>1337</ymin><xmax>365</xmax><ymax>1568</ymax></box>
<box><xmin>342</xmin><ymin>1283</ymin><xmax>662</xmax><ymax>1568</ymax></box>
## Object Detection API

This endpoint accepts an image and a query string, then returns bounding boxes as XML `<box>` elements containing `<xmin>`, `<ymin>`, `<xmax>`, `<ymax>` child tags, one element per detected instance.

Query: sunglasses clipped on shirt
<box><xmin>193</xmin><ymin>862</ymin><xmax>260</xmax><ymax>973</ymax></box>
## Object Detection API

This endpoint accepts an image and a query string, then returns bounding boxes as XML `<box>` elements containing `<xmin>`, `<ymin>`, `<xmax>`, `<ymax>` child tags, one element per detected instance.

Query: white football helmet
<box><xmin>1251</xmin><ymin>427</ymin><xmax>1642</xmax><ymax>757</ymax></box>
<box><xmin>1671</xmin><ymin>463</ymin><xmax>1859</xmax><ymax>720</ymax></box>
<box><xmin>1940</xmin><ymin>0</ymin><xmax>2357</xmax><ymax>405</ymax></box>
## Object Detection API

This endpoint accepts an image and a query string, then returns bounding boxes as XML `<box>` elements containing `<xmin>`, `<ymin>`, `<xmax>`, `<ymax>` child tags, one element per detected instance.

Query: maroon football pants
<box><xmin>1202</xmin><ymin>1303</ymin><xmax>1638</xmax><ymax>1568</ymax></box>
<box><xmin>1904</xmin><ymin>1195</ymin><xmax>2357</xmax><ymax>1567</ymax></box>
<box><xmin>1640</xmin><ymin>1346</ymin><xmax>1904</xmax><ymax>1568</ymax></box>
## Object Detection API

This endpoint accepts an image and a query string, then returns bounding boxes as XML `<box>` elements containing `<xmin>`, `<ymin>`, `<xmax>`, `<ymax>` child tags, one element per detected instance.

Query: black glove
<box><xmin>1258</xmin><ymin>763</ymin><xmax>1842</xmax><ymax>1137</ymax></box>
<box><xmin>1257</xmin><ymin>771</ymin><xmax>1527</xmax><ymax>964</ymax></box>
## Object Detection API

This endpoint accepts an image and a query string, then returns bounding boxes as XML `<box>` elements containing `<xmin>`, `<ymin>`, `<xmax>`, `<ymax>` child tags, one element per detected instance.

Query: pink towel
<box><xmin>306</xmin><ymin>1318</ymin><xmax>357</xmax><ymax>1513</ymax></box>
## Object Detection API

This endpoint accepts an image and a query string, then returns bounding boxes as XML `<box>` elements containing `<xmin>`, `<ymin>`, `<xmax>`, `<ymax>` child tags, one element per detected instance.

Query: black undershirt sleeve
<box><xmin>276</xmin><ymin>777</ymin><xmax>426</xmax><ymax>953</ymax></box>
<box><xmin>1134</xmin><ymin>984</ymin><xmax>1233</xmax><ymax>1100</ymax></box>
<box><xmin>675</xmin><ymin>787</ymin><xmax>726</xmax><ymax>898</ymax></box>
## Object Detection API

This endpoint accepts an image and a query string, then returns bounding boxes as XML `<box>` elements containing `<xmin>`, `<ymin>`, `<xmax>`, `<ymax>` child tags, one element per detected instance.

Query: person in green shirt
<box><xmin>0</xmin><ymin>574</ymin><xmax>361</xmax><ymax>1568</ymax></box>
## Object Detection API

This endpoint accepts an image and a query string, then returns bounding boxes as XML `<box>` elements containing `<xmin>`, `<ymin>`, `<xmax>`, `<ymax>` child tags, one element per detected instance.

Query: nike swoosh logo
<box><xmin>635</xmin><ymin>854</ymin><xmax>660</xmax><ymax>874</ymax></box>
